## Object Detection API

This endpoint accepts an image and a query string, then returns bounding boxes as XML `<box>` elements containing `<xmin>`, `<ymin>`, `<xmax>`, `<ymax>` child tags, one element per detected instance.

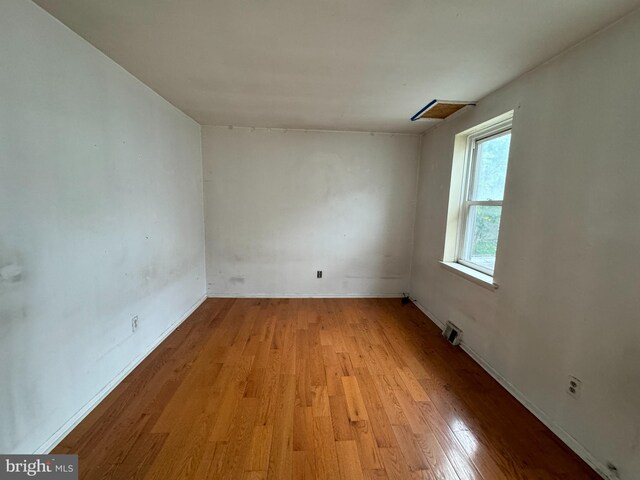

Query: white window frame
<box><xmin>456</xmin><ymin>118</ymin><xmax>512</xmax><ymax>276</ymax></box>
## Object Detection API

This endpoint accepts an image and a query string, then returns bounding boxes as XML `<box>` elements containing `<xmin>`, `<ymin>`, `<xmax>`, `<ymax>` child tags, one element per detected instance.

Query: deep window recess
<box><xmin>457</xmin><ymin>120</ymin><xmax>512</xmax><ymax>276</ymax></box>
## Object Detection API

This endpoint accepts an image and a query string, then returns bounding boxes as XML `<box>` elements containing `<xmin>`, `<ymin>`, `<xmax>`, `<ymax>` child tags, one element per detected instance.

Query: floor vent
<box><xmin>443</xmin><ymin>321</ymin><xmax>462</xmax><ymax>346</ymax></box>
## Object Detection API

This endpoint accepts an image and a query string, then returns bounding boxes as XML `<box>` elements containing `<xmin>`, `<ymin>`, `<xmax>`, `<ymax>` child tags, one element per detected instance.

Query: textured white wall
<box><xmin>0</xmin><ymin>0</ymin><xmax>205</xmax><ymax>453</ymax></box>
<box><xmin>202</xmin><ymin>127</ymin><xmax>420</xmax><ymax>297</ymax></box>
<box><xmin>410</xmin><ymin>10</ymin><xmax>640</xmax><ymax>479</ymax></box>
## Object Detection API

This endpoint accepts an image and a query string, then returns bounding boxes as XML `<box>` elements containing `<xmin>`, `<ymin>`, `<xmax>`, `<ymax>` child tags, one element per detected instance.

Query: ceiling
<box><xmin>33</xmin><ymin>0</ymin><xmax>640</xmax><ymax>133</ymax></box>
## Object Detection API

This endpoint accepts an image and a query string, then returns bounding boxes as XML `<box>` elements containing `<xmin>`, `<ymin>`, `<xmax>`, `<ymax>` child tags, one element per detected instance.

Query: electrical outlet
<box><xmin>567</xmin><ymin>376</ymin><xmax>581</xmax><ymax>398</ymax></box>
<box><xmin>317</xmin><ymin>271</ymin><xmax>322</xmax><ymax>278</ymax></box>
<box><xmin>131</xmin><ymin>315</ymin><xmax>139</xmax><ymax>333</ymax></box>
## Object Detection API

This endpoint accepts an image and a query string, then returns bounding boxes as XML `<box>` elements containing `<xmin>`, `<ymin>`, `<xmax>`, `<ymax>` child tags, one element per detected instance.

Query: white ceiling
<box><xmin>34</xmin><ymin>0</ymin><xmax>640</xmax><ymax>133</ymax></box>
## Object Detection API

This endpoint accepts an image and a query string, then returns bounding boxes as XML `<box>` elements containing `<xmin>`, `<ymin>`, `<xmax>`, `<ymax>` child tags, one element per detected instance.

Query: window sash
<box><xmin>467</xmin><ymin>128</ymin><xmax>511</xmax><ymax>202</ymax></box>
<box><xmin>464</xmin><ymin>200</ymin><xmax>502</xmax><ymax>207</ymax></box>
<box><xmin>459</xmin><ymin>201</ymin><xmax>502</xmax><ymax>276</ymax></box>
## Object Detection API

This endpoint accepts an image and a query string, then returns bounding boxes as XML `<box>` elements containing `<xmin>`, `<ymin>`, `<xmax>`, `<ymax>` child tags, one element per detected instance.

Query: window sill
<box><xmin>439</xmin><ymin>261</ymin><xmax>499</xmax><ymax>291</ymax></box>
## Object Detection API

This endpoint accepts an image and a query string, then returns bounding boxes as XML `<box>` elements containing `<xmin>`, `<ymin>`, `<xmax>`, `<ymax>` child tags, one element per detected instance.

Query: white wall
<box><xmin>410</xmin><ymin>10</ymin><xmax>640</xmax><ymax>480</ymax></box>
<box><xmin>202</xmin><ymin>127</ymin><xmax>419</xmax><ymax>297</ymax></box>
<box><xmin>0</xmin><ymin>0</ymin><xmax>205</xmax><ymax>454</ymax></box>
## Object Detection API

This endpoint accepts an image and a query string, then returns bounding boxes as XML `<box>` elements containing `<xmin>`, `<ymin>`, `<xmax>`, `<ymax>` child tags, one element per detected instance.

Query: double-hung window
<box><xmin>457</xmin><ymin>119</ymin><xmax>512</xmax><ymax>276</ymax></box>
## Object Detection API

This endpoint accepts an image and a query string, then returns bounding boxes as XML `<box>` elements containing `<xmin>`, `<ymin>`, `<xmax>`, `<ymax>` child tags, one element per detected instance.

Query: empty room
<box><xmin>2</xmin><ymin>0</ymin><xmax>640</xmax><ymax>479</ymax></box>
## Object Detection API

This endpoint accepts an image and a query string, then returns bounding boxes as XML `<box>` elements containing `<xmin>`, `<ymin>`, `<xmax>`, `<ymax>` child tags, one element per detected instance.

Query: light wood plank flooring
<box><xmin>53</xmin><ymin>298</ymin><xmax>599</xmax><ymax>479</ymax></box>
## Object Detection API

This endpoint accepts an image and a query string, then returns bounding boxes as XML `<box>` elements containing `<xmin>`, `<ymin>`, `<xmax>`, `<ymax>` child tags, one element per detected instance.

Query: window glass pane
<box><xmin>471</xmin><ymin>131</ymin><xmax>511</xmax><ymax>201</ymax></box>
<box><xmin>463</xmin><ymin>205</ymin><xmax>502</xmax><ymax>272</ymax></box>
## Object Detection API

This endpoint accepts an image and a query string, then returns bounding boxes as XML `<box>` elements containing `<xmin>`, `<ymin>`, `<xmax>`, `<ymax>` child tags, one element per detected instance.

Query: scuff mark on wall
<box><xmin>0</xmin><ymin>0</ymin><xmax>206</xmax><ymax>454</ymax></box>
<box><xmin>0</xmin><ymin>264</ymin><xmax>23</xmax><ymax>282</ymax></box>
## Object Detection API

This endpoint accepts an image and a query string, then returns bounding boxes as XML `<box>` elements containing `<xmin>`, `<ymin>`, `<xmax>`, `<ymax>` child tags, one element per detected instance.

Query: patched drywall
<box><xmin>202</xmin><ymin>127</ymin><xmax>420</xmax><ymax>296</ymax></box>
<box><xmin>410</xmin><ymin>10</ymin><xmax>640</xmax><ymax>478</ymax></box>
<box><xmin>0</xmin><ymin>0</ymin><xmax>205</xmax><ymax>454</ymax></box>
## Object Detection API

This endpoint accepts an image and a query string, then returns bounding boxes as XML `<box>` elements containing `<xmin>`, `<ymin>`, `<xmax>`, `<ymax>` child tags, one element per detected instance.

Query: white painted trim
<box><xmin>201</xmin><ymin>125</ymin><xmax>420</xmax><ymax>137</ymax></box>
<box><xmin>35</xmin><ymin>294</ymin><xmax>207</xmax><ymax>454</ymax></box>
<box><xmin>411</xmin><ymin>300</ymin><xmax>611</xmax><ymax>480</ymax></box>
<box><xmin>439</xmin><ymin>261</ymin><xmax>498</xmax><ymax>290</ymax></box>
<box><xmin>412</xmin><ymin>301</ymin><xmax>445</xmax><ymax>328</ymax></box>
<box><xmin>207</xmin><ymin>293</ymin><xmax>404</xmax><ymax>298</ymax></box>
<box><xmin>455</xmin><ymin>116</ymin><xmax>512</xmax><ymax>277</ymax></box>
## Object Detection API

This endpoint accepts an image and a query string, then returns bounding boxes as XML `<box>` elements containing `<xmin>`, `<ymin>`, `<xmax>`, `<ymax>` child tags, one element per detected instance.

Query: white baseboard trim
<box><xmin>35</xmin><ymin>294</ymin><xmax>207</xmax><ymax>454</ymax></box>
<box><xmin>207</xmin><ymin>293</ymin><xmax>404</xmax><ymax>298</ymax></box>
<box><xmin>411</xmin><ymin>300</ymin><xmax>610</xmax><ymax>480</ymax></box>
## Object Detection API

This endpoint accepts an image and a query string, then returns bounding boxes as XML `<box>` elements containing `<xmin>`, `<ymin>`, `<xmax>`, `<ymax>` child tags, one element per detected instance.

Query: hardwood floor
<box><xmin>53</xmin><ymin>298</ymin><xmax>599</xmax><ymax>479</ymax></box>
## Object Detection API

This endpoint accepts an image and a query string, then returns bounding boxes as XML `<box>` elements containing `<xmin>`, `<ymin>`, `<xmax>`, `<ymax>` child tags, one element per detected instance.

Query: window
<box><xmin>442</xmin><ymin>112</ymin><xmax>513</xmax><ymax>285</ymax></box>
<box><xmin>456</xmin><ymin>118</ymin><xmax>511</xmax><ymax>276</ymax></box>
